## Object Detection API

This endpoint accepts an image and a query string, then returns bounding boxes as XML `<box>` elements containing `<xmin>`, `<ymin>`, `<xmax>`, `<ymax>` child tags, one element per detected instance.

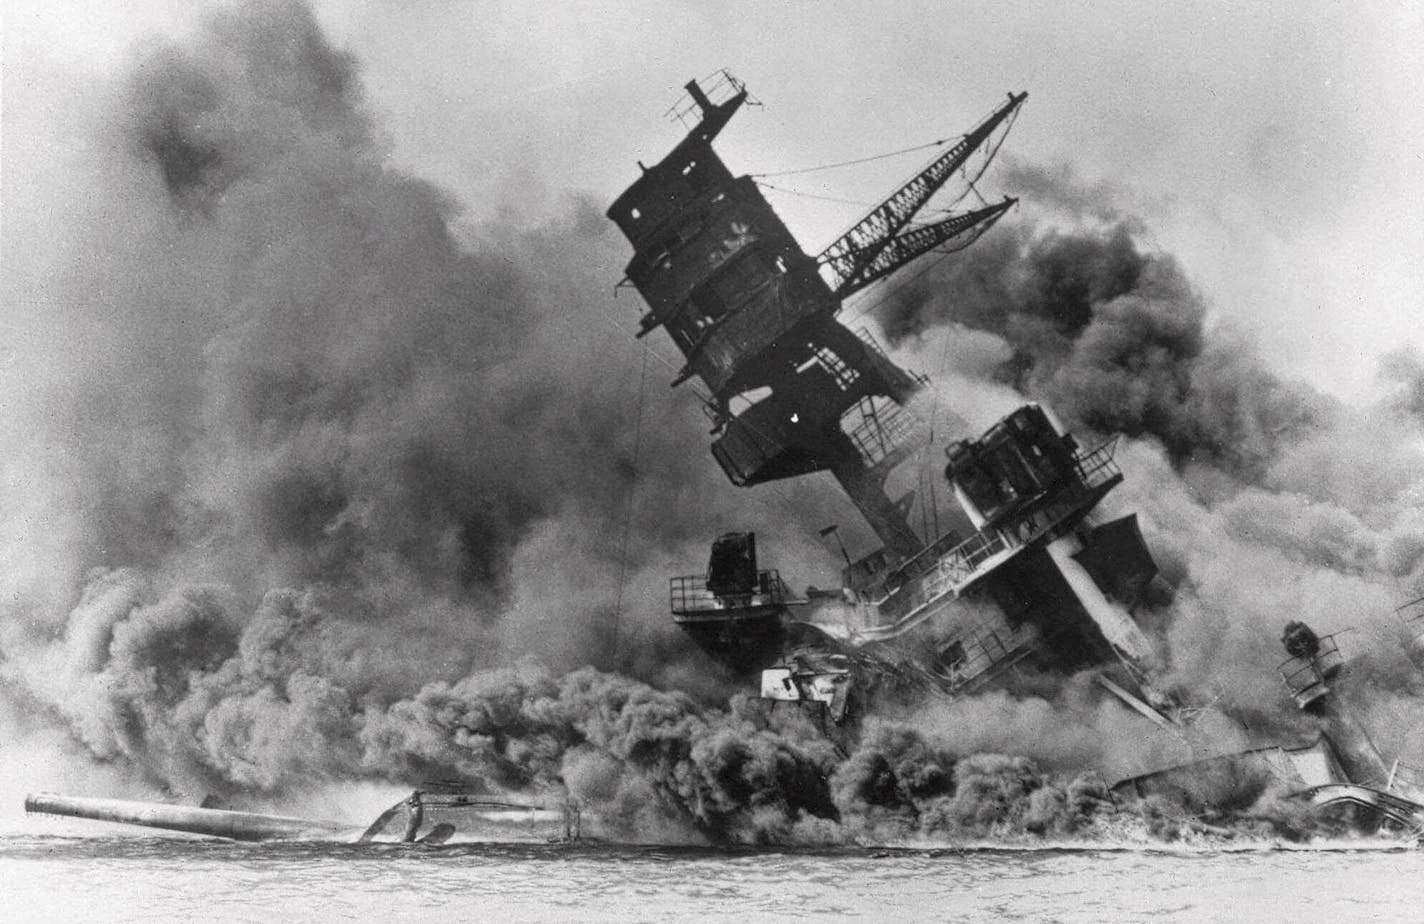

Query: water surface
<box><xmin>3</xmin><ymin>835</ymin><xmax>1422</xmax><ymax>922</ymax></box>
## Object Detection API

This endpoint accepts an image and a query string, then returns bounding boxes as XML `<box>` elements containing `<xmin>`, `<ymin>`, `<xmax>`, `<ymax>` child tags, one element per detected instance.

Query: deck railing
<box><xmin>935</xmin><ymin>625</ymin><xmax>1024</xmax><ymax>689</ymax></box>
<box><xmin>846</xmin><ymin>396</ymin><xmax>919</xmax><ymax>469</ymax></box>
<box><xmin>852</xmin><ymin>327</ymin><xmax>930</xmax><ymax>386</ymax></box>
<box><xmin>1074</xmin><ymin>437</ymin><xmax>1122</xmax><ymax>489</ymax></box>
<box><xmin>924</xmin><ymin>531</ymin><xmax>1012</xmax><ymax>598</ymax></box>
<box><xmin>670</xmin><ymin>569</ymin><xmax>785</xmax><ymax>615</ymax></box>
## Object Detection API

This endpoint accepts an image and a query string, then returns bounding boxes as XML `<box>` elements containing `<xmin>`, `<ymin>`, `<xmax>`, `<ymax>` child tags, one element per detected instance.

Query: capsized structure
<box><xmin>607</xmin><ymin>72</ymin><xmax>1170</xmax><ymax>736</ymax></box>
<box><xmin>606</xmin><ymin>71</ymin><xmax>1424</xmax><ymax>834</ymax></box>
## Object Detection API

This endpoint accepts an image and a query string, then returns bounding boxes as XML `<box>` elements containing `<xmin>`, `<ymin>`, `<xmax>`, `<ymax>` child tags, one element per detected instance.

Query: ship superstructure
<box><xmin>605</xmin><ymin>73</ymin><xmax>1020</xmax><ymax>558</ymax></box>
<box><xmin>607</xmin><ymin>73</ymin><xmax>1172</xmax><ymax>730</ymax></box>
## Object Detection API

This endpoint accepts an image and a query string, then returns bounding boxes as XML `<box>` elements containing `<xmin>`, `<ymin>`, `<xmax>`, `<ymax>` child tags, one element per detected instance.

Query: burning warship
<box><xmin>602</xmin><ymin>71</ymin><xmax>1424</xmax><ymax>835</ymax></box>
<box><xmin>26</xmin><ymin>72</ymin><xmax>1424</xmax><ymax>843</ymax></box>
<box><xmin>605</xmin><ymin>72</ymin><xmax>1169</xmax><ymax>738</ymax></box>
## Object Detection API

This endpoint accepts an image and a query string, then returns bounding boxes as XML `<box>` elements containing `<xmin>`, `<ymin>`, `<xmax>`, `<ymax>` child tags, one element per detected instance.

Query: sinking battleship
<box><xmin>604</xmin><ymin>71</ymin><xmax>1424</xmax><ymax>834</ymax></box>
<box><xmin>606</xmin><ymin>72</ymin><xmax>1165</xmax><ymax>730</ymax></box>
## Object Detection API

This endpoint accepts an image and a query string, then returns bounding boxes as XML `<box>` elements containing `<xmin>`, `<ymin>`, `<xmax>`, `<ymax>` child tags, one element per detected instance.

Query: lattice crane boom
<box><xmin>818</xmin><ymin>91</ymin><xmax>1026</xmax><ymax>297</ymax></box>
<box><xmin>834</xmin><ymin>197</ymin><xmax>1017</xmax><ymax>299</ymax></box>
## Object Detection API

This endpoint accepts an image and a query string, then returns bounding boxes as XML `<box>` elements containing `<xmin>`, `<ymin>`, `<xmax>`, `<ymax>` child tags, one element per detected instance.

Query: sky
<box><xmin>6</xmin><ymin>0</ymin><xmax>1423</xmax><ymax>401</ymax></box>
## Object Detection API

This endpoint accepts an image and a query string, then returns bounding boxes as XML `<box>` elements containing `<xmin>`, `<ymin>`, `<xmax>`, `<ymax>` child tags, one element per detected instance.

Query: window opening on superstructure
<box><xmin>645</xmin><ymin>217</ymin><xmax>705</xmax><ymax>270</ymax></box>
<box><xmin>688</xmin><ymin>281</ymin><xmax>730</xmax><ymax>328</ymax></box>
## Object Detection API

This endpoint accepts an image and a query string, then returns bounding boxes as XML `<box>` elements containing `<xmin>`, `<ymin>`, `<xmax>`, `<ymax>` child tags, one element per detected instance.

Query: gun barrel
<box><xmin>25</xmin><ymin>792</ymin><xmax>346</xmax><ymax>842</ymax></box>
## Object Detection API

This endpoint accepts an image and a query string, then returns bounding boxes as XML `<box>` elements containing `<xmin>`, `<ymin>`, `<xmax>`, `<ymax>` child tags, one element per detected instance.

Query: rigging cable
<box><xmin>595</xmin><ymin>298</ymin><xmax>685</xmax><ymax>378</ymax></box>
<box><xmin>758</xmin><ymin>179</ymin><xmax>976</xmax><ymax>220</ymax></box>
<box><xmin>935</xmin><ymin>106</ymin><xmax>1021</xmax><ymax>215</ymax></box>
<box><xmin>753</xmin><ymin>180</ymin><xmax>883</xmax><ymax>209</ymax></box>
<box><xmin>611</xmin><ymin>340</ymin><xmax>650</xmax><ymax>664</ymax></box>
<box><xmin>751</xmin><ymin>137</ymin><xmax>954</xmax><ymax>179</ymax></box>
<box><xmin>805</xmin><ymin>97</ymin><xmax>1019</xmax><ymax>261</ymax></box>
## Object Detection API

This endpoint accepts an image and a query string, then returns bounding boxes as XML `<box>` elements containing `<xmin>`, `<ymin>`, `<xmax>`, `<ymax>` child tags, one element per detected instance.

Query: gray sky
<box><xmin>9</xmin><ymin>0</ymin><xmax>1424</xmax><ymax>399</ymax></box>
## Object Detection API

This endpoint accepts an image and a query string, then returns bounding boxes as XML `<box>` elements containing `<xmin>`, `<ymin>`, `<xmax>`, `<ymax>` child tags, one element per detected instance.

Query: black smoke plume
<box><xmin>878</xmin><ymin>220</ymin><xmax>1333</xmax><ymax>481</ymax></box>
<box><xmin>0</xmin><ymin>0</ymin><xmax>741</xmax><ymax>798</ymax></box>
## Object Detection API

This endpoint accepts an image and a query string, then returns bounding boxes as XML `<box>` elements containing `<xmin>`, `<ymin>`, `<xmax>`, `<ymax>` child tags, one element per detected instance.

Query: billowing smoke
<box><xmin>5</xmin><ymin>4</ymin><xmax>845</xmax><ymax>676</ymax></box>
<box><xmin>872</xmin><ymin>161</ymin><xmax>1424</xmax><ymax>819</ymax></box>
<box><xmin>0</xmin><ymin>0</ymin><xmax>830</xmax><ymax>811</ymax></box>
<box><xmin>7</xmin><ymin>0</ymin><xmax>1424</xmax><ymax>846</ymax></box>
<box><xmin>877</xmin><ymin>220</ymin><xmax>1332</xmax><ymax>481</ymax></box>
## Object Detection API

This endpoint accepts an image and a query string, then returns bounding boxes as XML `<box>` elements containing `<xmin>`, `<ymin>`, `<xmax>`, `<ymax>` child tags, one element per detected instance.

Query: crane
<box><xmin>831</xmin><ymin>196</ymin><xmax>1016</xmax><ymax>299</ymax></box>
<box><xmin>817</xmin><ymin>92</ymin><xmax>1027</xmax><ymax>299</ymax></box>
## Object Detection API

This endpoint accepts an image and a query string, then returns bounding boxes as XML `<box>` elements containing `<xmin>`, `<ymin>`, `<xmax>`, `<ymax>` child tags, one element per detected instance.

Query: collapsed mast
<box><xmin>607</xmin><ymin>73</ymin><xmax>1024</xmax><ymax>560</ymax></box>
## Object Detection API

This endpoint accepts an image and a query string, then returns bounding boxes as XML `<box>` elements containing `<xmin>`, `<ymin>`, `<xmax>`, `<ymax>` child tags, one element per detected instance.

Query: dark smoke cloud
<box><xmin>0</xmin><ymin>0</ymin><xmax>787</xmax><ymax>798</ymax></box>
<box><xmin>873</xmin><ymin>161</ymin><xmax>1424</xmax><ymax>834</ymax></box>
<box><xmin>878</xmin><ymin>219</ymin><xmax>1334</xmax><ymax>481</ymax></box>
<box><xmin>995</xmin><ymin>157</ymin><xmax>1167</xmax><ymax>229</ymax></box>
<box><xmin>3</xmin><ymin>0</ymin><xmax>790</xmax><ymax>670</ymax></box>
<box><xmin>0</xmin><ymin>0</ymin><xmax>889</xmax><ymax>830</ymax></box>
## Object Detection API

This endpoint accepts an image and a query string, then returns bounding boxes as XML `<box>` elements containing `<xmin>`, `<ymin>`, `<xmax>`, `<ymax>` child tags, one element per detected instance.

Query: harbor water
<box><xmin>3</xmin><ymin>834</ymin><xmax>1423</xmax><ymax>922</ymax></box>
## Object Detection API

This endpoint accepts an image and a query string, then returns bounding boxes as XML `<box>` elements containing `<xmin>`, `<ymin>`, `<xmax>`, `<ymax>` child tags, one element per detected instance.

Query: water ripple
<box><xmin>1</xmin><ymin>836</ymin><xmax>1421</xmax><ymax>922</ymax></box>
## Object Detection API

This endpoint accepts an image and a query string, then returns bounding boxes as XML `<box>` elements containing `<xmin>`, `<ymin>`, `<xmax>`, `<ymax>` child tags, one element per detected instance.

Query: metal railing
<box><xmin>934</xmin><ymin>625</ymin><xmax>1023</xmax><ymax>689</ymax></box>
<box><xmin>852</xmin><ymin>326</ymin><xmax>930</xmax><ymax>387</ymax></box>
<box><xmin>932</xmin><ymin>437</ymin><xmax>1123</xmax><ymax>590</ymax></box>
<box><xmin>846</xmin><ymin>396</ymin><xmax>919</xmax><ymax>468</ymax></box>
<box><xmin>884</xmin><ymin>529</ymin><xmax>966</xmax><ymax>591</ymax></box>
<box><xmin>858</xmin><ymin>436</ymin><xmax>1129</xmax><ymax>622</ymax></box>
<box><xmin>1073</xmin><ymin>437</ymin><xmax>1122</xmax><ymax>490</ymax></box>
<box><xmin>670</xmin><ymin>569</ymin><xmax>785</xmax><ymax>615</ymax></box>
<box><xmin>924</xmin><ymin>531</ymin><xmax>1013</xmax><ymax>597</ymax></box>
<box><xmin>666</xmin><ymin>70</ymin><xmax>749</xmax><ymax>127</ymax></box>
